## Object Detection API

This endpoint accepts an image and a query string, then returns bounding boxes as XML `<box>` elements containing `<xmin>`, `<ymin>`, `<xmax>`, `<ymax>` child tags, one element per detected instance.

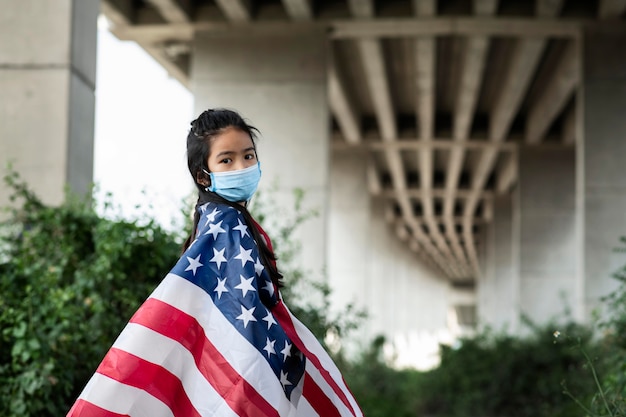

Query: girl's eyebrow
<box><xmin>215</xmin><ymin>150</ymin><xmax>234</xmax><ymax>158</ymax></box>
<box><xmin>214</xmin><ymin>147</ymin><xmax>256</xmax><ymax>158</ymax></box>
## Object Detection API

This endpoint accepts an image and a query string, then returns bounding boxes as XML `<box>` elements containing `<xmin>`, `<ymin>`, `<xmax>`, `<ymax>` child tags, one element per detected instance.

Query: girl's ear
<box><xmin>196</xmin><ymin>170</ymin><xmax>210</xmax><ymax>187</ymax></box>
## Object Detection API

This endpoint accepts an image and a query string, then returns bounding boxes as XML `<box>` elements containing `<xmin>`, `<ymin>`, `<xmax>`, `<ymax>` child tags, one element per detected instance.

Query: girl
<box><xmin>67</xmin><ymin>109</ymin><xmax>363</xmax><ymax>417</ymax></box>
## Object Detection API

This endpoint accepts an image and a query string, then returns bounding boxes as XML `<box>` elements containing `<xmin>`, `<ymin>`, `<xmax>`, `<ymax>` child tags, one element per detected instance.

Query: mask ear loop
<box><xmin>202</xmin><ymin>169</ymin><xmax>211</xmax><ymax>192</ymax></box>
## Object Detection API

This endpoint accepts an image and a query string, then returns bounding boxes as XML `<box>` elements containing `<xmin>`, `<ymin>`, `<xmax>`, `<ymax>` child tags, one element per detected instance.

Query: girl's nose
<box><xmin>233</xmin><ymin>159</ymin><xmax>248</xmax><ymax>171</ymax></box>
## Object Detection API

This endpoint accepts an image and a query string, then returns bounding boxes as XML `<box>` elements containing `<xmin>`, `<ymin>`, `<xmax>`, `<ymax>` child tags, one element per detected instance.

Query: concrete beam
<box><xmin>536</xmin><ymin>0</ymin><xmax>565</xmax><ymax>17</ymax></box>
<box><xmin>107</xmin><ymin>18</ymin><xmax>584</xmax><ymax>44</ymax></box>
<box><xmin>331</xmin><ymin>17</ymin><xmax>582</xmax><ymax>39</ymax></box>
<box><xmin>329</xmin><ymin>62</ymin><xmax>361</xmax><ymax>144</ymax></box>
<box><xmin>214</xmin><ymin>0</ymin><xmax>251</xmax><ymax>22</ymax></box>
<box><xmin>358</xmin><ymin>39</ymin><xmax>395</xmax><ymax>140</ymax></box>
<box><xmin>444</xmin><ymin>0</ymin><xmax>497</xmax><ymax>277</ymax></box>
<box><xmin>526</xmin><ymin>40</ymin><xmax>578</xmax><ymax>144</ymax></box>
<box><xmin>354</xmin><ymin>6</ymin><xmax>455</xmax><ymax>275</ymax></box>
<box><xmin>598</xmin><ymin>0</ymin><xmax>626</xmax><ymax>18</ymax></box>
<box><xmin>460</xmin><ymin>3</ymin><xmax>567</xmax><ymax>273</ymax></box>
<box><xmin>413</xmin><ymin>1</ymin><xmax>461</xmax><ymax>277</ymax></box>
<box><xmin>101</xmin><ymin>0</ymin><xmax>134</xmax><ymax>26</ymax></box>
<box><xmin>366</xmin><ymin>157</ymin><xmax>382</xmax><ymax>194</ymax></box>
<box><xmin>332</xmin><ymin>138</ymin><xmax>518</xmax><ymax>151</ymax></box>
<box><xmin>490</xmin><ymin>39</ymin><xmax>546</xmax><ymax>141</ymax></box>
<box><xmin>496</xmin><ymin>151</ymin><xmax>517</xmax><ymax>193</ymax></box>
<box><xmin>282</xmin><ymin>0</ymin><xmax>313</xmax><ymax>20</ymax></box>
<box><xmin>349</xmin><ymin>0</ymin><xmax>452</xmax><ymax>274</ymax></box>
<box><xmin>145</xmin><ymin>0</ymin><xmax>189</xmax><ymax>23</ymax></box>
<box><xmin>348</xmin><ymin>0</ymin><xmax>374</xmax><ymax>18</ymax></box>
<box><xmin>562</xmin><ymin>103</ymin><xmax>576</xmax><ymax>145</ymax></box>
<box><xmin>378</xmin><ymin>188</ymin><xmax>495</xmax><ymax>200</ymax></box>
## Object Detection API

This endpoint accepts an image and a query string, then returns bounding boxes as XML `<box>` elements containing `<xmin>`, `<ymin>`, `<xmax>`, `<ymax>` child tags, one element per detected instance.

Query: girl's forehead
<box><xmin>210</xmin><ymin>128</ymin><xmax>254</xmax><ymax>151</ymax></box>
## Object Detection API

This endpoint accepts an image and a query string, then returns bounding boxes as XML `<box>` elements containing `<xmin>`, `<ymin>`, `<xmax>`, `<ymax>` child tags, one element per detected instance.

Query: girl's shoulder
<box><xmin>196</xmin><ymin>202</ymin><xmax>248</xmax><ymax>235</ymax></box>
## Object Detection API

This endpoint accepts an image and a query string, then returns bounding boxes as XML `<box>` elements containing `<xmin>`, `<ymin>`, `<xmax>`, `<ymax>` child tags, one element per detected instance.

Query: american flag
<box><xmin>67</xmin><ymin>202</ymin><xmax>363</xmax><ymax>417</ymax></box>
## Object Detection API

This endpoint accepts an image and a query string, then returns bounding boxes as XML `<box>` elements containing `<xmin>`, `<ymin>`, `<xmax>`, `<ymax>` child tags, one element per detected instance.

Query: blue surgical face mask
<box><xmin>203</xmin><ymin>162</ymin><xmax>261</xmax><ymax>202</ymax></box>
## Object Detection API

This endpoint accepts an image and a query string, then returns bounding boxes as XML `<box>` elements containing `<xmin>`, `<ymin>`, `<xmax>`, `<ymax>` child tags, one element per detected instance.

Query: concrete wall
<box><xmin>0</xmin><ymin>0</ymin><xmax>98</xmax><ymax>206</ymax></box>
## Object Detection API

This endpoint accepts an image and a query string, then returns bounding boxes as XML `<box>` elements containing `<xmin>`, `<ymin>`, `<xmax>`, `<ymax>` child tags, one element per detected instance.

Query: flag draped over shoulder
<box><xmin>67</xmin><ymin>202</ymin><xmax>363</xmax><ymax>417</ymax></box>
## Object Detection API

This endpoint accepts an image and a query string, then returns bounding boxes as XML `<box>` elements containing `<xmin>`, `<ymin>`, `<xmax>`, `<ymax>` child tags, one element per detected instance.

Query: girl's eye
<box><xmin>220</xmin><ymin>158</ymin><xmax>232</xmax><ymax>164</ymax></box>
<box><xmin>245</xmin><ymin>154</ymin><xmax>255</xmax><ymax>160</ymax></box>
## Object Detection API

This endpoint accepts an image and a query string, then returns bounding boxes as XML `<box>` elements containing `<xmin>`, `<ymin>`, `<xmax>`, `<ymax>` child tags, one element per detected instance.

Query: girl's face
<box><xmin>207</xmin><ymin>127</ymin><xmax>257</xmax><ymax>173</ymax></box>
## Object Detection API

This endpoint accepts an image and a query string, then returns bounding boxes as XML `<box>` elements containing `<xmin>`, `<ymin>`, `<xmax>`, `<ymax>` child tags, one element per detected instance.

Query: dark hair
<box><xmin>183</xmin><ymin>108</ymin><xmax>283</xmax><ymax>288</ymax></box>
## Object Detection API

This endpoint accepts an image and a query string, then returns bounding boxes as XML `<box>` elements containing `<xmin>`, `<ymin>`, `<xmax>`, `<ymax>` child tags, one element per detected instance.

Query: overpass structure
<box><xmin>2</xmin><ymin>0</ymin><xmax>626</xmax><ymax>366</ymax></box>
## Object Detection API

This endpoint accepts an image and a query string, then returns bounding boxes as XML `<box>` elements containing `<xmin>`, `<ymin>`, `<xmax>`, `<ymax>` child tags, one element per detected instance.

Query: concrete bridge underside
<box><xmin>2</xmin><ymin>0</ymin><xmax>626</xmax><ymax>366</ymax></box>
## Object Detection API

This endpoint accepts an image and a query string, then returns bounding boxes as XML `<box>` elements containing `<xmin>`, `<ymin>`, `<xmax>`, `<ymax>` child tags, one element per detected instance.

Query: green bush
<box><xmin>414</xmin><ymin>322</ymin><xmax>602</xmax><ymax>417</ymax></box>
<box><xmin>339</xmin><ymin>336</ymin><xmax>423</xmax><ymax>417</ymax></box>
<box><xmin>583</xmin><ymin>237</ymin><xmax>626</xmax><ymax>416</ymax></box>
<box><xmin>337</xmin><ymin>322</ymin><xmax>604</xmax><ymax>417</ymax></box>
<box><xmin>0</xmin><ymin>171</ymin><xmax>181</xmax><ymax>416</ymax></box>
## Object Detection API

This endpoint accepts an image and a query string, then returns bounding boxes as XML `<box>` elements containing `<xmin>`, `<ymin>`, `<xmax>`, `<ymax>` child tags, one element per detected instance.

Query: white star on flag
<box><xmin>233</xmin><ymin>218</ymin><xmax>249</xmax><ymax>238</ymax></box>
<box><xmin>236</xmin><ymin>305</ymin><xmax>257</xmax><ymax>328</ymax></box>
<box><xmin>280</xmin><ymin>371</ymin><xmax>292</xmax><ymax>387</ymax></box>
<box><xmin>214</xmin><ymin>277</ymin><xmax>228</xmax><ymax>299</ymax></box>
<box><xmin>262</xmin><ymin>309</ymin><xmax>277</xmax><ymax>329</ymax></box>
<box><xmin>262</xmin><ymin>280</ymin><xmax>275</xmax><ymax>297</ymax></box>
<box><xmin>281</xmin><ymin>341</ymin><xmax>292</xmax><ymax>361</ymax></box>
<box><xmin>184</xmin><ymin>254</ymin><xmax>203</xmax><ymax>275</ymax></box>
<box><xmin>205</xmin><ymin>220</ymin><xmax>226</xmax><ymax>239</ymax></box>
<box><xmin>204</xmin><ymin>207</ymin><xmax>220</xmax><ymax>226</ymax></box>
<box><xmin>234</xmin><ymin>275</ymin><xmax>256</xmax><ymax>297</ymax></box>
<box><xmin>263</xmin><ymin>337</ymin><xmax>276</xmax><ymax>357</ymax></box>
<box><xmin>254</xmin><ymin>257</ymin><xmax>265</xmax><ymax>276</ymax></box>
<box><xmin>210</xmin><ymin>247</ymin><xmax>227</xmax><ymax>269</ymax></box>
<box><xmin>234</xmin><ymin>245</ymin><xmax>254</xmax><ymax>267</ymax></box>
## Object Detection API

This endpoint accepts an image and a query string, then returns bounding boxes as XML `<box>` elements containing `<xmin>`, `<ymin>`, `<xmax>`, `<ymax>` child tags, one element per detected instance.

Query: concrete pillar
<box><xmin>517</xmin><ymin>148</ymin><xmax>578</xmax><ymax>325</ymax></box>
<box><xmin>328</xmin><ymin>149</ymin><xmax>371</xmax><ymax>313</ymax></box>
<box><xmin>328</xmin><ymin>148</ymin><xmax>451</xmax><ymax>369</ymax></box>
<box><xmin>191</xmin><ymin>28</ymin><xmax>329</xmax><ymax>283</ymax></box>
<box><xmin>581</xmin><ymin>30</ymin><xmax>626</xmax><ymax>319</ymax></box>
<box><xmin>0</xmin><ymin>0</ymin><xmax>99</xmax><ymax>206</ymax></box>
<box><xmin>478</xmin><ymin>194</ymin><xmax>519</xmax><ymax>332</ymax></box>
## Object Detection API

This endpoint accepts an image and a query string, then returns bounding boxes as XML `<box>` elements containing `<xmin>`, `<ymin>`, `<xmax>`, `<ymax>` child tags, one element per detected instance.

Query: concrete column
<box><xmin>517</xmin><ymin>148</ymin><xmax>578</xmax><ymax>325</ymax></box>
<box><xmin>0</xmin><ymin>0</ymin><xmax>99</xmax><ymax>206</ymax></box>
<box><xmin>191</xmin><ymin>28</ymin><xmax>329</xmax><ymax>283</ymax></box>
<box><xmin>328</xmin><ymin>149</ymin><xmax>371</xmax><ymax>313</ymax></box>
<box><xmin>581</xmin><ymin>30</ymin><xmax>626</xmax><ymax>319</ymax></box>
<box><xmin>478</xmin><ymin>194</ymin><xmax>519</xmax><ymax>332</ymax></box>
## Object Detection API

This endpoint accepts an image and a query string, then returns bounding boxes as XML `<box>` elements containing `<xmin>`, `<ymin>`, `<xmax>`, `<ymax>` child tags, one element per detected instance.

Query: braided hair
<box><xmin>183</xmin><ymin>108</ymin><xmax>283</xmax><ymax>288</ymax></box>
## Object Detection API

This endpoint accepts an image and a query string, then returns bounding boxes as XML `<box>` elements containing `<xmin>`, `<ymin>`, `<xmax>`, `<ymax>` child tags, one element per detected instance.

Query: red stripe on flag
<box><xmin>97</xmin><ymin>348</ymin><xmax>201</xmax><ymax>417</ymax></box>
<box><xmin>272</xmin><ymin>300</ymin><xmax>359</xmax><ymax>417</ymax></box>
<box><xmin>130</xmin><ymin>298</ymin><xmax>280</xmax><ymax>417</ymax></box>
<box><xmin>67</xmin><ymin>399</ymin><xmax>129</xmax><ymax>417</ymax></box>
<box><xmin>303</xmin><ymin>373</ymin><xmax>341</xmax><ymax>417</ymax></box>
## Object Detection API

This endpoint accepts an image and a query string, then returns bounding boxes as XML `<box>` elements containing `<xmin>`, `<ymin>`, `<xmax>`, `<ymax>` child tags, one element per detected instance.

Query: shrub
<box><xmin>0</xmin><ymin>171</ymin><xmax>181</xmax><ymax>416</ymax></box>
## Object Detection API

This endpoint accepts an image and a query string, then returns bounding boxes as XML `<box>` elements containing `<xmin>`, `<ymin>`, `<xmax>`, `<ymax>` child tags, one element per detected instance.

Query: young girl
<box><xmin>67</xmin><ymin>109</ymin><xmax>363</xmax><ymax>417</ymax></box>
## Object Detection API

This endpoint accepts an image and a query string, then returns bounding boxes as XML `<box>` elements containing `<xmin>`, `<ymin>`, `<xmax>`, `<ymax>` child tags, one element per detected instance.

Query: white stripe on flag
<box><xmin>77</xmin><ymin>373</ymin><xmax>175</xmax><ymax>417</ymax></box>
<box><xmin>294</xmin><ymin>396</ymin><xmax>320</xmax><ymax>417</ymax></box>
